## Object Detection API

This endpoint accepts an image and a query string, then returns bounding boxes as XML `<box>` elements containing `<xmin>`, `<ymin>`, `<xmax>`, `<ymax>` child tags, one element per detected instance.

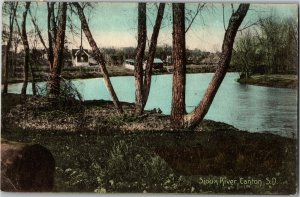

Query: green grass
<box><xmin>1</xmin><ymin>94</ymin><xmax>297</xmax><ymax>194</ymax></box>
<box><xmin>2</xmin><ymin>127</ymin><xmax>297</xmax><ymax>194</ymax></box>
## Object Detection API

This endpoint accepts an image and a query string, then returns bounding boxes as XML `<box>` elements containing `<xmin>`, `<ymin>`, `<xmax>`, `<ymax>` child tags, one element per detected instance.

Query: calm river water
<box><xmin>8</xmin><ymin>73</ymin><xmax>297</xmax><ymax>138</ymax></box>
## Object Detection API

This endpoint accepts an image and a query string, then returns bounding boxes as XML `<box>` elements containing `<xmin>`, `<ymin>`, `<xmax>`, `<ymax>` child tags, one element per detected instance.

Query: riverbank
<box><xmin>237</xmin><ymin>75</ymin><xmax>298</xmax><ymax>89</ymax></box>
<box><xmin>4</xmin><ymin>64</ymin><xmax>222</xmax><ymax>84</ymax></box>
<box><xmin>1</xmin><ymin>93</ymin><xmax>297</xmax><ymax>194</ymax></box>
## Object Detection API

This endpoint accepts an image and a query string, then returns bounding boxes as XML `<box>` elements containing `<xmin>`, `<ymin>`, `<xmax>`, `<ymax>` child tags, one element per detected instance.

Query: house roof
<box><xmin>72</xmin><ymin>49</ymin><xmax>90</xmax><ymax>58</ymax></box>
<box><xmin>125</xmin><ymin>59</ymin><xmax>135</xmax><ymax>63</ymax></box>
<box><xmin>153</xmin><ymin>58</ymin><xmax>163</xmax><ymax>64</ymax></box>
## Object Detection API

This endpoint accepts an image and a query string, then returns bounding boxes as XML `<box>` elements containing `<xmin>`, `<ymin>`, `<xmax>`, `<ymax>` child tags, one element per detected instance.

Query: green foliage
<box><xmin>232</xmin><ymin>15</ymin><xmax>298</xmax><ymax>78</ymax></box>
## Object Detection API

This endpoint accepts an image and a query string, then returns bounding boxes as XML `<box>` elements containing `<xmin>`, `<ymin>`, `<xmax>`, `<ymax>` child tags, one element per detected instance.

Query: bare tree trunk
<box><xmin>73</xmin><ymin>2</ymin><xmax>123</xmax><ymax>113</ymax></box>
<box><xmin>184</xmin><ymin>4</ymin><xmax>250</xmax><ymax>129</ymax></box>
<box><xmin>49</xmin><ymin>2</ymin><xmax>67</xmax><ymax>96</ymax></box>
<box><xmin>21</xmin><ymin>2</ymin><xmax>31</xmax><ymax>96</ymax></box>
<box><xmin>3</xmin><ymin>2</ymin><xmax>18</xmax><ymax>94</ymax></box>
<box><xmin>30</xmin><ymin>61</ymin><xmax>37</xmax><ymax>95</ymax></box>
<box><xmin>142</xmin><ymin>3</ymin><xmax>165</xmax><ymax>108</ymax></box>
<box><xmin>47</xmin><ymin>2</ymin><xmax>55</xmax><ymax>71</ymax></box>
<box><xmin>134</xmin><ymin>3</ymin><xmax>147</xmax><ymax>115</ymax></box>
<box><xmin>170</xmin><ymin>3</ymin><xmax>186</xmax><ymax>129</ymax></box>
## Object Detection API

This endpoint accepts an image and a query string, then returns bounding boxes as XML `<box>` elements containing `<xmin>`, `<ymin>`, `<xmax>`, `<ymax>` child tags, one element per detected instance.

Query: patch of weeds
<box><xmin>106</xmin><ymin>114</ymin><xmax>142</xmax><ymax>127</ymax></box>
<box><xmin>94</xmin><ymin>139</ymin><xmax>176</xmax><ymax>193</ymax></box>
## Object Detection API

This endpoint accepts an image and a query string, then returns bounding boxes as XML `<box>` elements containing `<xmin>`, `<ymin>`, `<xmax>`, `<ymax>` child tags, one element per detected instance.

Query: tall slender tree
<box><xmin>134</xmin><ymin>3</ymin><xmax>147</xmax><ymax>115</ymax></box>
<box><xmin>20</xmin><ymin>2</ymin><xmax>31</xmax><ymax>96</ymax></box>
<box><xmin>2</xmin><ymin>2</ymin><xmax>18</xmax><ymax>94</ymax></box>
<box><xmin>15</xmin><ymin>5</ymin><xmax>37</xmax><ymax>96</ymax></box>
<box><xmin>135</xmin><ymin>3</ymin><xmax>166</xmax><ymax>115</ymax></box>
<box><xmin>47</xmin><ymin>2</ymin><xmax>56</xmax><ymax>71</ymax></box>
<box><xmin>49</xmin><ymin>2</ymin><xmax>67</xmax><ymax>96</ymax></box>
<box><xmin>142</xmin><ymin>3</ymin><xmax>165</xmax><ymax>109</ymax></box>
<box><xmin>170</xmin><ymin>3</ymin><xmax>186</xmax><ymax>128</ymax></box>
<box><xmin>73</xmin><ymin>2</ymin><xmax>123</xmax><ymax>113</ymax></box>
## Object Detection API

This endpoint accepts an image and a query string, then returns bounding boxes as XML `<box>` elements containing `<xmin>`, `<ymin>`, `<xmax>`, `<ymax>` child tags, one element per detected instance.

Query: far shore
<box><xmin>3</xmin><ymin>65</ymin><xmax>297</xmax><ymax>90</ymax></box>
<box><xmin>237</xmin><ymin>74</ymin><xmax>298</xmax><ymax>89</ymax></box>
<box><xmin>2</xmin><ymin>64</ymin><xmax>223</xmax><ymax>84</ymax></box>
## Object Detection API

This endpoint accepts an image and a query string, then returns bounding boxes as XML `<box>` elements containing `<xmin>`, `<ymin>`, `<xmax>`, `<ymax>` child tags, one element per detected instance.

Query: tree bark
<box><xmin>184</xmin><ymin>4</ymin><xmax>250</xmax><ymax>129</ymax></box>
<box><xmin>73</xmin><ymin>2</ymin><xmax>123</xmax><ymax>113</ymax></box>
<box><xmin>49</xmin><ymin>2</ymin><xmax>67</xmax><ymax>96</ymax></box>
<box><xmin>3</xmin><ymin>2</ymin><xmax>18</xmax><ymax>94</ymax></box>
<box><xmin>170</xmin><ymin>3</ymin><xmax>186</xmax><ymax>129</ymax></box>
<box><xmin>30</xmin><ymin>59</ymin><xmax>37</xmax><ymax>96</ymax></box>
<box><xmin>142</xmin><ymin>3</ymin><xmax>165</xmax><ymax>108</ymax></box>
<box><xmin>47</xmin><ymin>2</ymin><xmax>55</xmax><ymax>71</ymax></box>
<box><xmin>134</xmin><ymin>3</ymin><xmax>147</xmax><ymax>115</ymax></box>
<box><xmin>21</xmin><ymin>2</ymin><xmax>31</xmax><ymax>96</ymax></box>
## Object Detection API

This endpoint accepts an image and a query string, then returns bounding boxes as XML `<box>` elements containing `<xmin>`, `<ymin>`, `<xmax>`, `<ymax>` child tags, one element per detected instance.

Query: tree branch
<box><xmin>28</xmin><ymin>8</ymin><xmax>48</xmax><ymax>50</ymax></box>
<box><xmin>185</xmin><ymin>3</ymin><xmax>205</xmax><ymax>33</ymax></box>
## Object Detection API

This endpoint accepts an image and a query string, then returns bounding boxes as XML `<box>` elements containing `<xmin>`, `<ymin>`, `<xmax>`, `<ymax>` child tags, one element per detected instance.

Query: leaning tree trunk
<box><xmin>134</xmin><ymin>3</ymin><xmax>147</xmax><ymax>115</ymax></box>
<box><xmin>170</xmin><ymin>3</ymin><xmax>186</xmax><ymax>129</ymax></box>
<box><xmin>142</xmin><ymin>3</ymin><xmax>165</xmax><ymax>109</ymax></box>
<box><xmin>3</xmin><ymin>2</ymin><xmax>18</xmax><ymax>94</ymax></box>
<box><xmin>21</xmin><ymin>2</ymin><xmax>31</xmax><ymax>96</ymax></box>
<box><xmin>184</xmin><ymin>4</ymin><xmax>250</xmax><ymax>129</ymax></box>
<box><xmin>48</xmin><ymin>2</ymin><xmax>67</xmax><ymax>96</ymax></box>
<box><xmin>73</xmin><ymin>2</ymin><xmax>123</xmax><ymax>113</ymax></box>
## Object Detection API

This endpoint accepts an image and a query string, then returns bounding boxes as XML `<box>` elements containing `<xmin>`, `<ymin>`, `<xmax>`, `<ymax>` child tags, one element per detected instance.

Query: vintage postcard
<box><xmin>1</xmin><ymin>1</ymin><xmax>298</xmax><ymax>195</ymax></box>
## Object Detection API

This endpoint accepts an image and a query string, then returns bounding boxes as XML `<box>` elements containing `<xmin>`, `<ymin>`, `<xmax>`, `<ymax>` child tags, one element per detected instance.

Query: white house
<box><xmin>72</xmin><ymin>48</ymin><xmax>97</xmax><ymax>67</ymax></box>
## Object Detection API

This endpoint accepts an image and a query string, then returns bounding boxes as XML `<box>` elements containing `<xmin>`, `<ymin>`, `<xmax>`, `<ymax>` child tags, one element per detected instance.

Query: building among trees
<box><xmin>124</xmin><ymin>58</ymin><xmax>164</xmax><ymax>70</ymax></box>
<box><xmin>71</xmin><ymin>48</ymin><xmax>97</xmax><ymax>67</ymax></box>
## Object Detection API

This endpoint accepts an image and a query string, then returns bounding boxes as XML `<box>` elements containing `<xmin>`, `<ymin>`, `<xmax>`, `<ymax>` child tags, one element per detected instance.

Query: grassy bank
<box><xmin>237</xmin><ymin>75</ymin><xmax>298</xmax><ymax>89</ymax></box>
<box><xmin>1</xmin><ymin>94</ymin><xmax>297</xmax><ymax>194</ymax></box>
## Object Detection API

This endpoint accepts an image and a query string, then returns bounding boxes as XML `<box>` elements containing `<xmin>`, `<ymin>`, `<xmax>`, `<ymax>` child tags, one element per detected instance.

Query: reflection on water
<box><xmin>7</xmin><ymin>73</ymin><xmax>297</xmax><ymax>138</ymax></box>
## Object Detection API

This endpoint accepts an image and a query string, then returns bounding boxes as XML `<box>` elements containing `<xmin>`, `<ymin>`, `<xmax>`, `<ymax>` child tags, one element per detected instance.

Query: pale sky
<box><xmin>2</xmin><ymin>2</ymin><xmax>298</xmax><ymax>52</ymax></box>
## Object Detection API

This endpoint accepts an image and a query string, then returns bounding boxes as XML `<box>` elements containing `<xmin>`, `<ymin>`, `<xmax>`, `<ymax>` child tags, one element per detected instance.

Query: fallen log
<box><xmin>1</xmin><ymin>139</ymin><xmax>55</xmax><ymax>192</ymax></box>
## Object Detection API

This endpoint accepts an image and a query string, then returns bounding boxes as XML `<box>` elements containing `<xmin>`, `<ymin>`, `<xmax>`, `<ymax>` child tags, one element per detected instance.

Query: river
<box><xmin>7</xmin><ymin>73</ymin><xmax>297</xmax><ymax>138</ymax></box>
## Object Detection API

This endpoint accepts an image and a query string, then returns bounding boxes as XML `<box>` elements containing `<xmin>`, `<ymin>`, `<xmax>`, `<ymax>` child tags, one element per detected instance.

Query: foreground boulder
<box><xmin>1</xmin><ymin>139</ymin><xmax>55</xmax><ymax>192</ymax></box>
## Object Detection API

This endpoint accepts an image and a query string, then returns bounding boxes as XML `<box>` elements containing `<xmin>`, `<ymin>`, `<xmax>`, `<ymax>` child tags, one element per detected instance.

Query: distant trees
<box><xmin>231</xmin><ymin>30</ymin><xmax>259</xmax><ymax>79</ymax></box>
<box><xmin>171</xmin><ymin>3</ymin><xmax>249</xmax><ymax>129</ymax></box>
<box><xmin>232</xmin><ymin>15</ymin><xmax>298</xmax><ymax>78</ymax></box>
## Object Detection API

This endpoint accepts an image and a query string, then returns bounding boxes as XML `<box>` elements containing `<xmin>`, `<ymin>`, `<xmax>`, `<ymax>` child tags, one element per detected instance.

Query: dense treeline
<box><xmin>232</xmin><ymin>15</ymin><xmax>298</xmax><ymax>78</ymax></box>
